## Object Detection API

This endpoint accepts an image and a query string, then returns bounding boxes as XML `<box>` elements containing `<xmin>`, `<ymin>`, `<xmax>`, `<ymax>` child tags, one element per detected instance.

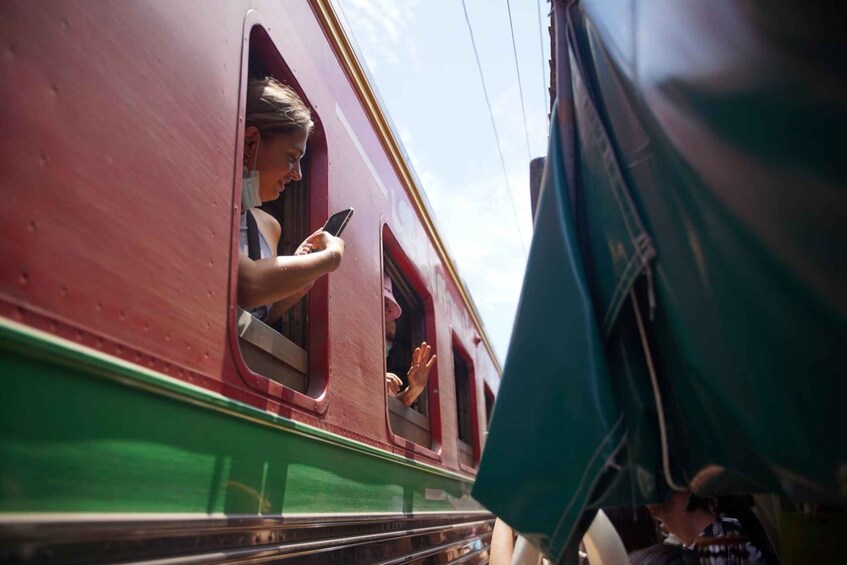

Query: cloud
<box><xmin>405</xmin><ymin>78</ymin><xmax>554</xmax><ymax>359</ymax></box>
<box><xmin>337</xmin><ymin>0</ymin><xmax>552</xmax><ymax>361</ymax></box>
<box><xmin>338</xmin><ymin>0</ymin><xmax>420</xmax><ymax>72</ymax></box>
<box><xmin>409</xmin><ymin>147</ymin><xmax>533</xmax><ymax>360</ymax></box>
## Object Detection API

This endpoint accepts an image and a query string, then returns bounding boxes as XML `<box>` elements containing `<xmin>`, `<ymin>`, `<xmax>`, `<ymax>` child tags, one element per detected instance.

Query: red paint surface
<box><xmin>0</xmin><ymin>0</ymin><xmax>500</xmax><ymax>476</ymax></box>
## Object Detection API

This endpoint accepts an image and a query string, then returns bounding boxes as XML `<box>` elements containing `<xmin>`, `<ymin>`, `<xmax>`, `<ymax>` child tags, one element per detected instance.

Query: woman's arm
<box><xmin>265</xmin><ymin>282</ymin><xmax>312</xmax><ymax>324</ymax></box>
<box><xmin>489</xmin><ymin>519</ymin><xmax>515</xmax><ymax>565</ymax></box>
<box><xmin>237</xmin><ymin>230</ymin><xmax>343</xmax><ymax>310</ymax></box>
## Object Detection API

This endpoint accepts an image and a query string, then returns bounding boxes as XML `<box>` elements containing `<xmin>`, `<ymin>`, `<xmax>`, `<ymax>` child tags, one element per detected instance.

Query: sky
<box><xmin>336</xmin><ymin>0</ymin><xmax>552</xmax><ymax>363</ymax></box>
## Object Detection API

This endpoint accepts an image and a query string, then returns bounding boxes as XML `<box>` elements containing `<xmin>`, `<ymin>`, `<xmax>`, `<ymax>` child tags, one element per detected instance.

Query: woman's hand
<box><xmin>386</xmin><ymin>373</ymin><xmax>403</xmax><ymax>396</ymax></box>
<box><xmin>294</xmin><ymin>229</ymin><xmax>323</xmax><ymax>256</ymax></box>
<box><xmin>302</xmin><ymin>229</ymin><xmax>345</xmax><ymax>270</ymax></box>
<box><xmin>397</xmin><ymin>342</ymin><xmax>436</xmax><ymax>407</ymax></box>
<box><xmin>407</xmin><ymin>342</ymin><xmax>435</xmax><ymax>391</ymax></box>
<box><xmin>294</xmin><ymin>240</ymin><xmax>313</xmax><ymax>256</ymax></box>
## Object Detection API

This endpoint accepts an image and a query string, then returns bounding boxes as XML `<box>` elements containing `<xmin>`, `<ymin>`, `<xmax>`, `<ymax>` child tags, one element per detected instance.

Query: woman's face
<box><xmin>244</xmin><ymin>126</ymin><xmax>309</xmax><ymax>203</ymax></box>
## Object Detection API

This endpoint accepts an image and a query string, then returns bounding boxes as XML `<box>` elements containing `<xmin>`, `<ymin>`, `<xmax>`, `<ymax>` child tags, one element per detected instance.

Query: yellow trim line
<box><xmin>311</xmin><ymin>0</ymin><xmax>503</xmax><ymax>375</ymax></box>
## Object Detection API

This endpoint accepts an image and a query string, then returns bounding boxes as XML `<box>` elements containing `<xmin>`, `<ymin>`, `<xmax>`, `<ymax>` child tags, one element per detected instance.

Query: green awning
<box><xmin>474</xmin><ymin>1</ymin><xmax>846</xmax><ymax>561</ymax></box>
<box><xmin>473</xmin><ymin>103</ymin><xmax>627</xmax><ymax>560</ymax></box>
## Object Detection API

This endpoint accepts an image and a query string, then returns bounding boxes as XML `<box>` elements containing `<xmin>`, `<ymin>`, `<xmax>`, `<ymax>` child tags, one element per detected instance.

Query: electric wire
<box><xmin>537</xmin><ymin>0</ymin><xmax>549</xmax><ymax>112</ymax></box>
<box><xmin>506</xmin><ymin>0</ymin><xmax>533</xmax><ymax>162</ymax></box>
<box><xmin>461</xmin><ymin>0</ymin><xmax>529</xmax><ymax>255</ymax></box>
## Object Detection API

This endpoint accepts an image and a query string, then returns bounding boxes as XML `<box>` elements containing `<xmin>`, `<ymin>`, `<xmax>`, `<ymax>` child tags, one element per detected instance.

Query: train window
<box><xmin>484</xmin><ymin>383</ymin><xmax>494</xmax><ymax>429</ymax></box>
<box><xmin>383</xmin><ymin>226</ymin><xmax>439</xmax><ymax>451</ymax></box>
<box><xmin>453</xmin><ymin>335</ymin><xmax>479</xmax><ymax>468</ymax></box>
<box><xmin>232</xmin><ymin>25</ymin><xmax>330</xmax><ymax>404</ymax></box>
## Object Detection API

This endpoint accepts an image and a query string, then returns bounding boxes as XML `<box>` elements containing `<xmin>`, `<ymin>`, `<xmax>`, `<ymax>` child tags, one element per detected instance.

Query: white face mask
<box><xmin>385</xmin><ymin>338</ymin><xmax>394</xmax><ymax>357</ymax></box>
<box><xmin>242</xmin><ymin>168</ymin><xmax>262</xmax><ymax>210</ymax></box>
<box><xmin>241</xmin><ymin>138</ymin><xmax>262</xmax><ymax>210</ymax></box>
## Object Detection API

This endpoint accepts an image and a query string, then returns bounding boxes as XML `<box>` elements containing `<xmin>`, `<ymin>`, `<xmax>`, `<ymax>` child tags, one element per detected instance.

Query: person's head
<box><xmin>646</xmin><ymin>492</ymin><xmax>715</xmax><ymax>547</ymax></box>
<box><xmin>646</xmin><ymin>492</ymin><xmax>712</xmax><ymax>524</ymax></box>
<box><xmin>646</xmin><ymin>491</ymin><xmax>689</xmax><ymax>524</ymax></box>
<box><xmin>244</xmin><ymin>77</ymin><xmax>314</xmax><ymax>203</ymax></box>
<box><xmin>383</xmin><ymin>275</ymin><xmax>402</xmax><ymax>322</ymax></box>
<box><xmin>383</xmin><ymin>275</ymin><xmax>402</xmax><ymax>357</ymax></box>
<box><xmin>629</xmin><ymin>543</ymin><xmax>698</xmax><ymax>565</ymax></box>
<box><xmin>385</xmin><ymin>318</ymin><xmax>397</xmax><ymax>357</ymax></box>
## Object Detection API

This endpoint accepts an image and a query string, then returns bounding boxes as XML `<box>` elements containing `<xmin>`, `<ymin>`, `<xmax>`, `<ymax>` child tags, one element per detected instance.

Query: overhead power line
<box><xmin>460</xmin><ymin>0</ymin><xmax>529</xmax><ymax>255</ymax></box>
<box><xmin>506</xmin><ymin>0</ymin><xmax>533</xmax><ymax>162</ymax></box>
<box><xmin>537</xmin><ymin>0</ymin><xmax>549</xmax><ymax>112</ymax></box>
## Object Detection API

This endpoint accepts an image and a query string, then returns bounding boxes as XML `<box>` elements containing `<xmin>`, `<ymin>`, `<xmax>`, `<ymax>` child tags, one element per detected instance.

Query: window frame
<box><xmin>381</xmin><ymin>223</ymin><xmax>442</xmax><ymax>461</ymax></box>
<box><xmin>227</xmin><ymin>16</ymin><xmax>330</xmax><ymax>414</ymax></box>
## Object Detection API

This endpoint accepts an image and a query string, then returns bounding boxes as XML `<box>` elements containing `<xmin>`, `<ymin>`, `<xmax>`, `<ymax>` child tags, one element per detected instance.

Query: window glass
<box><xmin>454</xmin><ymin>345</ymin><xmax>472</xmax><ymax>443</ymax></box>
<box><xmin>453</xmin><ymin>337</ymin><xmax>477</xmax><ymax>467</ymax></box>
<box><xmin>484</xmin><ymin>384</ymin><xmax>495</xmax><ymax>429</ymax></box>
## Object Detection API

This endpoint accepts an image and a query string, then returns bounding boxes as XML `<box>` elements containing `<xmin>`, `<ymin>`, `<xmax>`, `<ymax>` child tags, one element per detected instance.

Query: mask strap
<box><xmin>249</xmin><ymin>134</ymin><xmax>260</xmax><ymax>172</ymax></box>
<box><xmin>245</xmin><ymin>134</ymin><xmax>261</xmax><ymax>172</ymax></box>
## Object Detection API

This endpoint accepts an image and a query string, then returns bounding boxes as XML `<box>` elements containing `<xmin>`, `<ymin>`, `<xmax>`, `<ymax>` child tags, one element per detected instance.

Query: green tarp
<box><xmin>473</xmin><ymin>104</ymin><xmax>626</xmax><ymax>560</ymax></box>
<box><xmin>473</xmin><ymin>0</ymin><xmax>846</xmax><ymax>561</ymax></box>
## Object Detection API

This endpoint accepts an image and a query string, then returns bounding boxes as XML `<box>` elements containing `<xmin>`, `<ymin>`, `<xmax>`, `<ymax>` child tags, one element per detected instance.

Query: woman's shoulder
<box><xmin>251</xmin><ymin>207</ymin><xmax>281</xmax><ymax>241</ymax></box>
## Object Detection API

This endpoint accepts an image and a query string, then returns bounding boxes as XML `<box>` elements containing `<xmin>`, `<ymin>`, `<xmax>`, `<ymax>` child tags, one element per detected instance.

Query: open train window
<box><xmin>484</xmin><ymin>383</ymin><xmax>495</xmax><ymax>429</ymax></box>
<box><xmin>453</xmin><ymin>335</ymin><xmax>479</xmax><ymax>468</ymax></box>
<box><xmin>383</xmin><ymin>226</ymin><xmax>439</xmax><ymax>452</ymax></box>
<box><xmin>231</xmin><ymin>23</ymin><xmax>329</xmax><ymax>408</ymax></box>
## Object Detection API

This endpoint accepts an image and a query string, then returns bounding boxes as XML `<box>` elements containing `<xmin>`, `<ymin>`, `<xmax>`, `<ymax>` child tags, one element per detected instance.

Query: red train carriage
<box><xmin>0</xmin><ymin>1</ymin><xmax>500</xmax><ymax>561</ymax></box>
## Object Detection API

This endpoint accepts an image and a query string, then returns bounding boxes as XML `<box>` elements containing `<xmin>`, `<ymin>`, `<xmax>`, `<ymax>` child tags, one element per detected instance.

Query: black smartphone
<box><xmin>322</xmin><ymin>208</ymin><xmax>355</xmax><ymax>237</ymax></box>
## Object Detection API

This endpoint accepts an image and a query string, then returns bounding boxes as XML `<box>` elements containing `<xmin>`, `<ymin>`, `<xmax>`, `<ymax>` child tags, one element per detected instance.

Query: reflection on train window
<box><xmin>453</xmin><ymin>337</ymin><xmax>477</xmax><ymax>467</ymax></box>
<box><xmin>234</xmin><ymin>25</ymin><xmax>322</xmax><ymax>397</ymax></box>
<box><xmin>383</xmin><ymin>228</ymin><xmax>436</xmax><ymax>450</ymax></box>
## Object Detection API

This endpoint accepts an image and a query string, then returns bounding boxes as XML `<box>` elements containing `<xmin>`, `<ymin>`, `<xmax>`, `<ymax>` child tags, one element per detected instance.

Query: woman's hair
<box><xmin>629</xmin><ymin>543</ymin><xmax>698</xmax><ymax>565</ymax></box>
<box><xmin>246</xmin><ymin>77</ymin><xmax>313</xmax><ymax>137</ymax></box>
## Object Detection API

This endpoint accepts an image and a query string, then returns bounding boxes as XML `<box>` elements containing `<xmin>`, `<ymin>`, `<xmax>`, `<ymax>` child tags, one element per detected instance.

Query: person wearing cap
<box><xmin>383</xmin><ymin>275</ymin><xmax>436</xmax><ymax>407</ymax></box>
<box><xmin>646</xmin><ymin>491</ymin><xmax>769</xmax><ymax>563</ymax></box>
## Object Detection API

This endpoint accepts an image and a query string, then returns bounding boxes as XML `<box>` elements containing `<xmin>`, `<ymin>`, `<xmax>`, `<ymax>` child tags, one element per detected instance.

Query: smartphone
<box><xmin>322</xmin><ymin>208</ymin><xmax>355</xmax><ymax>237</ymax></box>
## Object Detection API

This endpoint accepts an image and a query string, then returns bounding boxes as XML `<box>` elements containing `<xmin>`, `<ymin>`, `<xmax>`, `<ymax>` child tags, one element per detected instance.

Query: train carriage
<box><xmin>0</xmin><ymin>1</ymin><xmax>500</xmax><ymax>561</ymax></box>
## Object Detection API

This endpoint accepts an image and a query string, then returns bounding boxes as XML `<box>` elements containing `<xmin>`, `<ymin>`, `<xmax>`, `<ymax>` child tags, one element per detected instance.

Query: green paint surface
<box><xmin>0</xmin><ymin>321</ymin><xmax>479</xmax><ymax>515</ymax></box>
